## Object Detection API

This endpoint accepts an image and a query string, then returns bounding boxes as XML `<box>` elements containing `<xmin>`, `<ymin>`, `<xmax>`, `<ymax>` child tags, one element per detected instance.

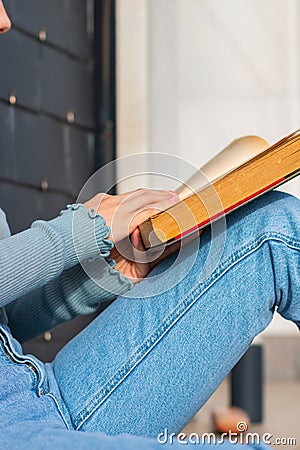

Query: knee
<box><xmin>225</xmin><ymin>190</ymin><xmax>300</xmax><ymax>242</ymax></box>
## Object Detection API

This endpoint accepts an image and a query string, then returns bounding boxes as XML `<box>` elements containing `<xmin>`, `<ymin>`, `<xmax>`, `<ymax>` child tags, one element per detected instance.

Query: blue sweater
<box><xmin>0</xmin><ymin>205</ymin><xmax>132</xmax><ymax>342</ymax></box>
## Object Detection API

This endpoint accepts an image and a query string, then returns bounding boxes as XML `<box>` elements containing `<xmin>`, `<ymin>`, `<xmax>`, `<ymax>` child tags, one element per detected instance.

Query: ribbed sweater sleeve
<box><xmin>5</xmin><ymin>262</ymin><xmax>131</xmax><ymax>343</ymax></box>
<box><xmin>1</xmin><ymin>205</ymin><xmax>132</xmax><ymax>339</ymax></box>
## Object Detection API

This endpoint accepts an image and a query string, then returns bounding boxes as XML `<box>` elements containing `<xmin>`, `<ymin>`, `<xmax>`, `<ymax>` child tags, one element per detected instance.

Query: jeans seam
<box><xmin>46</xmin><ymin>393</ymin><xmax>70</xmax><ymax>430</ymax></box>
<box><xmin>74</xmin><ymin>231</ymin><xmax>300</xmax><ymax>430</ymax></box>
<box><xmin>0</xmin><ymin>344</ymin><xmax>38</xmax><ymax>390</ymax></box>
<box><xmin>0</xmin><ymin>329</ymin><xmax>43</xmax><ymax>393</ymax></box>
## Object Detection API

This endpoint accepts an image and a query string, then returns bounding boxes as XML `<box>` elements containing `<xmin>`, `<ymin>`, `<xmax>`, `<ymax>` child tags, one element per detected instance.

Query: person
<box><xmin>0</xmin><ymin>3</ymin><xmax>299</xmax><ymax>449</ymax></box>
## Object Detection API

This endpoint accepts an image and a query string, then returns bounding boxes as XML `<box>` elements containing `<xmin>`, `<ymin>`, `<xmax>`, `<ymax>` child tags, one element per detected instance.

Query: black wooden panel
<box><xmin>0</xmin><ymin>105</ymin><xmax>95</xmax><ymax>196</ymax></box>
<box><xmin>0</xmin><ymin>103</ymin><xmax>14</xmax><ymax>179</ymax></box>
<box><xmin>4</xmin><ymin>0</ymin><xmax>92</xmax><ymax>60</ymax></box>
<box><xmin>0</xmin><ymin>32</ymin><xmax>94</xmax><ymax>126</ymax></box>
<box><xmin>0</xmin><ymin>0</ymin><xmax>116</xmax><ymax>362</ymax></box>
<box><xmin>16</xmin><ymin>114</ymin><xmax>66</xmax><ymax>191</ymax></box>
<box><xmin>64</xmin><ymin>125</ymin><xmax>95</xmax><ymax>194</ymax></box>
<box><xmin>68</xmin><ymin>0</ymin><xmax>94</xmax><ymax>58</ymax></box>
<box><xmin>0</xmin><ymin>105</ymin><xmax>64</xmax><ymax>188</ymax></box>
<box><xmin>0</xmin><ymin>31</ymin><xmax>40</xmax><ymax>109</ymax></box>
<box><xmin>0</xmin><ymin>184</ymin><xmax>71</xmax><ymax>234</ymax></box>
<box><xmin>42</xmin><ymin>45</ymin><xmax>95</xmax><ymax>128</ymax></box>
<box><xmin>0</xmin><ymin>185</ymin><xmax>39</xmax><ymax>234</ymax></box>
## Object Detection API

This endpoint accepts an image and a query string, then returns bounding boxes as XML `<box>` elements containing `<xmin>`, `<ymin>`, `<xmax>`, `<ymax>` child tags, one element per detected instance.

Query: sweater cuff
<box><xmin>32</xmin><ymin>204</ymin><xmax>113</xmax><ymax>271</ymax></box>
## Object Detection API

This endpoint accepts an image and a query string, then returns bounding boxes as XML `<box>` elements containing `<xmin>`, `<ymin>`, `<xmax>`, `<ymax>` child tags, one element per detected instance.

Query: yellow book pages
<box><xmin>176</xmin><ymin>135</ymin><xmax>269</xmax><ymax>200</ymax></box>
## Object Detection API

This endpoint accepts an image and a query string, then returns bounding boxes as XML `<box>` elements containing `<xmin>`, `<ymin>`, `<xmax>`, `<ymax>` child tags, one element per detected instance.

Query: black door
<box><xmin>0</xmin><ymin>0</ymin><xmax>116</xmax><ymax>360</ymax></box>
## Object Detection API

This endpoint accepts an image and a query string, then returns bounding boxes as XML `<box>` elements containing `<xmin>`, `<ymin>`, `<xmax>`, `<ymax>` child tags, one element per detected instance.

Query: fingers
<box><xmin>143</xmin><ymin>195</ymin><xmax>179</xmax><ymax>213</ymax></box>
<box><xmin>112</xmin><ymin>189</ymin><xmax>179</xmax><ymax>235</ymax></box>
<box><xmin>123</xmin><ymin>189</ymin><xmax>179</xmax><ymax>212</ymax></box>
<box><xmin>85</xmin><ymin>188</ymin><xmax>180</xmax><ymax>245</ymax></box>
<box><xmin>130</xmin><ymin>228</ymin><xmax>144</xmax><ymax>251</ymax></box>
<box><xmin>130</xmin><ymin>228</ymin><xmax>149</xmax><ymax>264</ymax></box>
<box><xmin>87</xmin><ymin>189</ymin><xmax>178</xmax><ymax>217</ymax></box>
<box><xmin>129</xmin><ymin>192</ymin><xmax>179</xmax><ymax>229</ymax></box>
<box><xmin>129</xmin><ymin>207</ymin><xmax>166</xmax><ymax>230</ymax></box>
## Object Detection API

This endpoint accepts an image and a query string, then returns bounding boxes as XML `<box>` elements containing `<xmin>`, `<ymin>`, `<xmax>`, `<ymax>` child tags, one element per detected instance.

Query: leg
<box><xmin>0</xmin><ymin>328</ymin><xmax>267</xmax><ymax>450</ymax></box>
<box><xmin>50</xmin><ymin>191</ymin><xmax>300</xmax><ymax>437</ymax></box>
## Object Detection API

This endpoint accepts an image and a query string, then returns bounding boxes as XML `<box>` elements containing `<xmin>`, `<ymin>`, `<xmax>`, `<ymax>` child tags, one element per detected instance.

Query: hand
<box><xmin>84</xmin><ymin>188</ymin><xmax>179</xmax><ymax>244</ymax></box>
<box><xmin>109</xmin><ymin>227</ymin><xmax>182</xmax><ymax>282</ymax></box>
<box><xmin>110</xmin><ymin>224</ymin><xmax>202</xmax><ymax>283</ymax></box>
<box><xmin>84</xmin><ymin>189</ymin><xmax>180</xmax><ymax>282</ymax></box>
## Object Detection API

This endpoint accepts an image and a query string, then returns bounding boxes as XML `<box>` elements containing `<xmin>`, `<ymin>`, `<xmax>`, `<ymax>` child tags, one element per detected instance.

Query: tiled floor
<box><xmin>182</xmin><ymin>377</ymin><xmax>300</xmax><ymax>450</ymax></box>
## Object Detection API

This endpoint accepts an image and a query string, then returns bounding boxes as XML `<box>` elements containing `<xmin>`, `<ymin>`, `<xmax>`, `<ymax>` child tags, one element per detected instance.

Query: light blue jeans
<box><xmin>0</xmin><ymin>191</ymin><xmax>299</xmax><ymax>449</ymax></box>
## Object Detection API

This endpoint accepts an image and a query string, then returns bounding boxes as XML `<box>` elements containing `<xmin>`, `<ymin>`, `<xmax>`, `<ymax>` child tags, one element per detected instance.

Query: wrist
<box><xmin>33</xmin><ymin>204</ymin><xmax>113</xmax><ymax>270</ymax></box>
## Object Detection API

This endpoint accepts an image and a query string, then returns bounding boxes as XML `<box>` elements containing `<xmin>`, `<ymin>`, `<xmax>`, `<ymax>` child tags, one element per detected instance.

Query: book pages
<box><xmin>176</xmin><ymin>136</ymin><xmax>269</xmax><ymax>200</ymax></box>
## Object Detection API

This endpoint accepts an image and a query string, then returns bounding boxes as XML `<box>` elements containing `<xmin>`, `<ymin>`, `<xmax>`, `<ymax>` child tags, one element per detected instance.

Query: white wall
<box><xmin>116</xmin><ymin>0</ymin><xmax>300</xmax><ymax>335</ymax></box>
<box><xmin>116</xmin><ymin>0</ymin><xmax>150</xmax><ymax>191</ymax></box>
<box><xmin>185</xmin><ymin>0</ymin><xmax>299</xmax><ymax>193</ymax></box>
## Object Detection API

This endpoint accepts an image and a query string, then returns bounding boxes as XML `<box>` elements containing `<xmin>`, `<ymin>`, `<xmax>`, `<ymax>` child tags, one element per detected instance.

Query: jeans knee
<box><xmin>225</xmin><ymin>190</ymin><xmax>300</xmax><ymax>244</ymax></box>
<box><xmin>256</xmin><ymin>190</ymin><xmax>300</xmax><ymax>234</ymax></box>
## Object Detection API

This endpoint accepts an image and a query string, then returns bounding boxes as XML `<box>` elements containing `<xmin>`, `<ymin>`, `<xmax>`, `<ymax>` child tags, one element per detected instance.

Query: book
<box><xmin>139</xmin><ymin>130</ymin><xmax>300</xmax><ymax>249</ymax></box>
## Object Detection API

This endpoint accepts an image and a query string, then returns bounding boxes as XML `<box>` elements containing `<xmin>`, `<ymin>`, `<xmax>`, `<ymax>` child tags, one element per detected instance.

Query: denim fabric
<box><xmin>1</xmin><ymin>191</ymin><xmax>299</xmax><ymax>449</ymax></box>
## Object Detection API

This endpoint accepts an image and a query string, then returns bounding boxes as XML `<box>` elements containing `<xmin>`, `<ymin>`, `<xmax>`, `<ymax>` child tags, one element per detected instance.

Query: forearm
<box><xmin>6</xmin><ymin>261</ymin><xmax>132</xmax><ymax>342</ymax></box>
<box><xmin>0</xmin><ymin>204</ymin><xmax>111</xmax><ymax>309</ymax></box>
<box><xmin>0</xmin><ymin>222</ymin><xmax>65</xmax><ymax>307</ymax></box>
